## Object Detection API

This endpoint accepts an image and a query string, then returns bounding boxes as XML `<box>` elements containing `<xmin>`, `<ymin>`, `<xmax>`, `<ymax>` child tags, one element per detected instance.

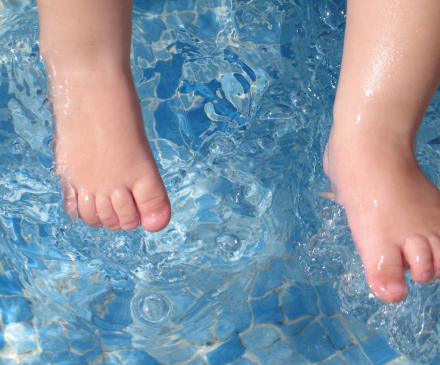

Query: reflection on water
<box><xmin>0</xmin><ymin>0</ymin><xmax>440</xmax><ymax>364</ymax></box>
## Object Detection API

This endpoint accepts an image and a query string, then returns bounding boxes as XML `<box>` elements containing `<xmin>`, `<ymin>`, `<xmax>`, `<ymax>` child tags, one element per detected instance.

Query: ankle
<box><xmin>40</xmin><ymin>41</ymin><xmax>130</xmax><ymax>76</ymax></box>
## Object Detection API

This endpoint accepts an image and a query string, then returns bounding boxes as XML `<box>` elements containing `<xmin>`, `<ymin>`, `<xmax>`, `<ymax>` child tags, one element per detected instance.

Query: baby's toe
<box><xmin>132</xmin><ymin>176</ymin><xmax>171</xmax><ymax>232</ymax></box>
<box><xmin>361</xmin><ymin>242</ymin><xmax>407</xmax><ymax>303</ymax></box>
<box><xmin>403</xmin><ymin>235</ymin><xmax>433</xmax><ymax>283</ymax></box>
<box><xmin>95</xmin><ymin>195</ymin><xmax>121</xmax><ymax>231</ymax></box>
<box><xmin>60</xmin><ymin>178</ymin><xmax>78</xmax><ymax>221</ymax></box>
<box><xmin>77</xmin><ymin>190</ymin><xmax>101</xmax><ymax>227</ymax></box>
<box><xmin>428</xmin><ymin>233</ymin><xmax>440</xmax><ymax>279</ymax></box>
<box><xmin>111</xmin><ymin>187</ymin><xmax>139</xmax><ymax>231</ymax></box>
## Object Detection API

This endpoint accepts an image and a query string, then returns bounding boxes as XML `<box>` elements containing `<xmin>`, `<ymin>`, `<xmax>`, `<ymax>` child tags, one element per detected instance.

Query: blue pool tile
<box><xmin>342</xmin><ymin>345</ymin><xmax>371</xmax><ymax>365</ymax></box>
<box><xmin>148</xmin><ymin>344</ymin><xmax>195</xmax><ymax>364</ymax></box>
<box><xmin>103</xmin><ymin>292</ymin><xmax>134</xmax><ymax>326</ymax></box>
<box><xmin>286</xmin><ymin>322</ymin><xmax>335</xmax><ymax>363</ymax></box>
<box><xmin>250</xmin><ymin>292</ymin><xmax>284</xmax><ymax>325</ymax></box>
<box><xmin>22</xmin><ymin>352</ymin><xmax>55</xmax><ymax>365</ymax></box>
<box><xmin>118</xmin><ymin>350</ymin><xmax>162</xmax><ymax>365</ymax></box>
<box><xmin>37</xmin><ymin>324</ymin><xmax>69</xmax><ymax>352</ymax></box>
<box><xmin>254</xmin><ymin>340</ymin><xmax>306</xmax><ymax>365</ymax></box>
<box><xmin>186</xmin><ymin>357</ymin><xmax>208</xmax><ymax>365</ymax></box>
<box><xmin>360</xmin><ymin>331</ymin><xmax>400</xmax><ymax>365</ymax></box>
<box><xmin>51</xmin><ymin>351</ymin><xmax>88</xmax><ymax>365</ymax></box>
<box><xmin>315</xmin><ymin>283</ymin><xmax>340</xmax><ymax>316</ymax></box>
<box><xmin>320</xmin><ymin>317</ymin><xmax>352</xmax><ymax>350</ymax></box>
<box><xmin>279</xmin><ymin>283</ymin><xmax>319</xmax><ymax>320</ymax></box>
<box><xmin>206</xmin><ymin>333</ymin><xmax>245</xmax><ymax>365</ymax></box>
<box><xmin>4</xmin><ymin>323</ymin><xmax>37</xmax><ymax>353</ymax></box>
<box><xmin>240</xmin><ymin>327</ymin><xmax>280</xmax><ymax>352</ymax></box>
<box><xmin>93</xmin><ymin>314</ymin><xmax>127</xmax><ymax>332</ymax></box>
<box><xmin>102</xmin><ymin>355</ymin><xmax>124</xmax><ymax>365</ymax></box>
<box><xmin>85</xmin><ymin>350</ymin><xmax>104</xmax><ymax>363</ymax></box>
<box><xmin>428</xmin><ymin>353</ymin><xmax>440</xmax><ymax>365</ymax></box>
<box><xmin>69</xmin><ymin>327</ymin><xmax>101</xmax><ymax>352</ymax></box>
<box><xmin>213</xmin><ymin>301</ymin><xmax>252</xmax><ymax>341</ymax></box>
<box><xmin>250</xmin><ymin>260</ymin><xmax>285</xmax><ymax>298</ymax></box>
<box><xmin>342</xmin><ymin>319</ymin><xmax>377</xmax><ymax>341</ymax></box>
<box><xmin>0</xmin><ymin>272</ymin><xmax>24</xmax><ymax>295</ymax></box>
<box><xmin>232</xmin><ymin>358</ymin><xmax>258</xmax><ymax>365</ymax></box>
<box><xmin>273</xmin><ymin>316</ymin><xmax>314</xmax><ymax>335</ymax></box>
<box><xmin>392</xmin><ymin>359</ymin><xmax>416</xmax><ymax>365</ymax></box>
<box><xmin>0</xmin><ymin>328</ymin><xmax>5</xmax><ymax>350</ymax></box>
<box><xmin>321</xmin><ymin>357</ymin><xmax>347</xmax><ymax>365</ymax></box>
<box><xmin>0</xmin><ymin>296</ymin><xmax>34</xmax><ymax>324</ymax></box>
<box><xmin>0</xmin><ymin>357</ymin><xmax>18</xmax><ymax>365</ymax></box>
<box><xmin>101</xmin><ymin>332</ymin><xmax>133</xmax><ymax>352</ymax></box>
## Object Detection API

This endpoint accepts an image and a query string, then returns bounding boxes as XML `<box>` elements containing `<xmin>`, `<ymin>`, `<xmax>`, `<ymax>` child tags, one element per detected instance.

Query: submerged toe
<box><xmin>132</xmin><ymin>176</ymin><xmax>171</xmax><ymax>232</ymax></box>
<box><xmin>111</xmin><ymin>187</ymin><xmax>139</xmax><ymax>231</ymax></box>
<box><xmin>95</xmin><ymin>195</ymin><xmax>121</xmax><ymax>231</ymax></box>
<box><xmin>361</xmin><ymin>242</ymin><xmax>407</xmax><ymax>303</ymax></box>
<box><xmin>77</xmin><ymin>190</ymin><xmax>101</xmax><ymax>227</ymax></box>
<box><xmin>403</xmin><ymin>235</ymin><xmax>434</xmax><ymax>284</ymax></box>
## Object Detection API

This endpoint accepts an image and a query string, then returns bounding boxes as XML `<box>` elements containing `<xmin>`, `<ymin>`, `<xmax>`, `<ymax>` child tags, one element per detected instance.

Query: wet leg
<box><xmin>325</xmin><ymin>0</ymin><xmax>440</xmax><ymax>302</ymax></box>
<box><xmin>37</xmin><ymin>0</ymin><xmax>171</xmax><ymax>232</ymax></box>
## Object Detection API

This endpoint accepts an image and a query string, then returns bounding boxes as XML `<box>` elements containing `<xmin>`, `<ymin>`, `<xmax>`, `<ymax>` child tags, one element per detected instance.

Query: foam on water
<box><xmin>1</xmin><ymin>0</ymin><xmax>440</xmax><ymax>363</ymax></box>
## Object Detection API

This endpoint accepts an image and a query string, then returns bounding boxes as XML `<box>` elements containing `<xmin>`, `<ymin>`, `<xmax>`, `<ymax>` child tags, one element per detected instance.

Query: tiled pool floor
<box><xmin>0</xmin><ymin>255</ymin><xmax>422</xmax><ymax>365</ymax></box>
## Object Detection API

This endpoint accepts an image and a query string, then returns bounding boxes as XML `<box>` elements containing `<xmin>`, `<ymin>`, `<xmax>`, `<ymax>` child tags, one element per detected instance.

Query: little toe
<box><xmin>132</xmin><ymin>176</ymin><xmax>171</xmax><ymax>232</ymax></box>
<box><xmin>361</xmin><ymin>242</ymin><xmax>407</xmax><ymax>303</ymax></box>
<box><xmin>60</xmin><ymin>177</ymin><xmax>78</xmax><ymax>221</ymax></box>
<box><xmin>77</xmin><ymin>190</ymin><xmax>101</xmax><ymax>227</ymax></box>
<box><xmin>95</xmin><ymin>195</ymin><xmax>121</xmax><ymax>231</ymax></box>
<box><xmin>111</xmin><ymin>187</ymin><xmax>139</xmax><ymax>231</ymax></box>
<box><xmin>403</xmin><ymin>235</ymin><xmax>433</xmax><ymax>284</ymax></box>
<box><xmin>428</xmin><ymin>233</ymin><xmax>440</xmax><ymax>279</ymax></box>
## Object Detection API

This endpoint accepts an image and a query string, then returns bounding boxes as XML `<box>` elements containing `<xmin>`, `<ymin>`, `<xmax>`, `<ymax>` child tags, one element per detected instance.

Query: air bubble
<box><xmin>262</xmin><ymin>47</ymin><xmax>268</xmax><ymax>53</ymax></box>
<box><xmin>290</xmin><ymin>89</ymin><xmax>309</xmax><ymax>108</ymax></box>
<box><xmin>258</xmin><ymin>135</ymin><xmax>276</xmax><ymax>150</ymax></box>
<box><xmin>209</xmin><ymin>135</ymin><xmax>237</xmax><ymax>158</ymax></box>
<box><xmin>135</xmin><ymin>294</ymin><xmax>171</xmax><ymax>325</ymax></box>
<box><xmin>216</xmin><ymin>233</ymin><xmax>241</xmax><ymax>252</ymax></box>
<box><xmin>259</xmin><ymin>104</ymin><xmax>294</xmax><ymax>121</ymax></box>
<box><xmin>9</xmin><ymin>140</ymin><xmax>23</xmax><ymax>154</ymax></box>
<box><xmin>29</xmin><ymin>53</ymin><xmax>38</xmax><ymax>62</ymax></box>
<box><xmin>269</xmin><ymin>87</ymin><xmax>283</xmax><ymax>95</ymax></box>
<box><xmin>243</xmin><ymin>10</ymin><xmax>255</xmax><ymax>23</ymax></box>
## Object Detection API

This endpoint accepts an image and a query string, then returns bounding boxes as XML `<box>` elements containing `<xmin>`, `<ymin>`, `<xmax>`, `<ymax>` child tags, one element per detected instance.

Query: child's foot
<box><xmin>48</xmin><ymin>65</ymin><xmax>171</xmax><ymax>232</ymax></box>
<box><xmin>324</xmin><ymin>127</ymin><xmax>440</xmax><ymax>303</ymax></box>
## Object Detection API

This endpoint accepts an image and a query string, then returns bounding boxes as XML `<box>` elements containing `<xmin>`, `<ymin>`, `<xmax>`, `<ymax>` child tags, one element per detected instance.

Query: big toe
<box><xmin>360</xmin><ymin>241</ymin><xmax>407</xmax><ymax>303</ymax></box>
<box><xmin>132</xmin><ymin>175</ymin><xmax>171</xmax><ymax>232</ymax></box>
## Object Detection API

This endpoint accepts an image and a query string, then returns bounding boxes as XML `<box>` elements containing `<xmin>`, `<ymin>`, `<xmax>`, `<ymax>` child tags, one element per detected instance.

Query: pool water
<box><xmin>1</xmin><ymin>0</ymin><xmax>440</xmax><ymax>364</ymax></box>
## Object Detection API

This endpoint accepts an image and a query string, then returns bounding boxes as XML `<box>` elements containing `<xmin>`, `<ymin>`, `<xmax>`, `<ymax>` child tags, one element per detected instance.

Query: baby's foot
<box><xmin>47</xmin><ymin>65</ymin><xmax>171</xmax><ymax>232</ymax></box>
<box><xmin>324</xmin><ymin>127</ymin><xmax>440</xmax><ymax>303</ymax></box>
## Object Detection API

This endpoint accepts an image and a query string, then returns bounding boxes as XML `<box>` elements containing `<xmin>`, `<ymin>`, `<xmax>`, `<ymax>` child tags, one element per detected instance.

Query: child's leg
<box><xmin>37</xmin><ymin>0</ymin><xmax>171</xmax><ymax>232</ymax></box>
<box><xmin>326</xmin><ymin>0</ymin><xmax>440</xmax><ymax>303</ymax></box>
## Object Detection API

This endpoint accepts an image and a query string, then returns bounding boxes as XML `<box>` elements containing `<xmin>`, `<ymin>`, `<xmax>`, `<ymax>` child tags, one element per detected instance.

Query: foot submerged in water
<box><xmin>48</xmin><ymin>65</ymin><xmax>171</xmax><ymax>232</ymax></box>
<box><xmin>324</xmin><ymin>128</ymin><xmax>440</xmax><ymax>303</ymax></box>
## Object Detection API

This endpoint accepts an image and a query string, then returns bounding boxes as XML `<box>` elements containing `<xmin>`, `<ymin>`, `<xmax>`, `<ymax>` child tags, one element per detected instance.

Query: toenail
<box><xmin>143</xmin><ymin>212</ymin><xmax>164</xmax><ymax>225</ymax></box>
<box><xmin>122</xmin><ymin>223</ymin><xmax>137</xmax><ymax>231</ymax></box>
<box><xmin>385</xmin><ymin>281</ymin><xmax>406</xmax><ymax>294</ymax></box>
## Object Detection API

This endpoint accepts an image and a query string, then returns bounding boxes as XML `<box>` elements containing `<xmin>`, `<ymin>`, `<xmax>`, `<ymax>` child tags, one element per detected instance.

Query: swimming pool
<box><xmin>0</xmin><ymin>0</ymin><xmax>439</xmax><ymax>364</ymax></box>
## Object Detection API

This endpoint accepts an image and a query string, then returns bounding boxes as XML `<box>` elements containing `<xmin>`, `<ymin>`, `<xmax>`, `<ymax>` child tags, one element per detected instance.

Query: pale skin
<box><xmin>326</xmin><ymin>0</ymin><xmax>440</xmax><ymax>303</ymax></box>
<box><xmin>36</xmin><ymin>0</ymin><xmax>171</xmax><ymax>232</ymax></box>
<box><xmin>36</xmin><ymin>0</ymin><xmax>440</xmax><ymax>303</ymax></box>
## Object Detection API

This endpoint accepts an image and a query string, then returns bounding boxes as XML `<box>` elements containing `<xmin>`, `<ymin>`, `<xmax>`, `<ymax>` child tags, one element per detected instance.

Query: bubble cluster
<box><xmin>209</xmin><ymin>135</ymin><xmax>237</xmax><ymax>158</ymax></box>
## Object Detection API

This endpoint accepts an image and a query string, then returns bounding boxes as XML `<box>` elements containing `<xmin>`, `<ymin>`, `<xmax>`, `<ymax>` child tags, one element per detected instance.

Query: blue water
<box><xmin>1</xmin><ymin>0</ymin><xmax>440</xmax><ymax>364</ymax></box>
